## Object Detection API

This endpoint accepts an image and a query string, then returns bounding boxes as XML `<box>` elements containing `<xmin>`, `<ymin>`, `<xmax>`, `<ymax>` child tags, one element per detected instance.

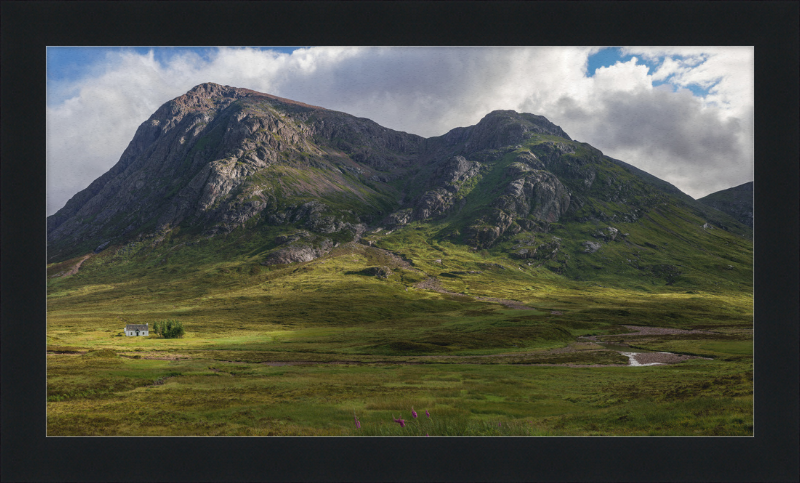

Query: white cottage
<box><xmin>125</xmin><ymin>323</ymin><xmax>149</xmax><ymax>336</ymax></box>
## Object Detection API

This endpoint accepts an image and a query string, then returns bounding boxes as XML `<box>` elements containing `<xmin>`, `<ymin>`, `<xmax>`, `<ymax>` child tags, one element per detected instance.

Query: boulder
<box><xmin>386</xmin><ymin>208</ymin><xmax>414</xmax><ymax>226</ymax></box>
<box><xmin>362</xmin><ymin>266</ymin><xmax>393</xmax><ymax>279</ymax></box>
<box><xmin>582</xmin><ymin>241</ymin><xmax>602</xmax><ymax>253</ymax></box>
<box><xmin>261</xmin><ymin>238</ymin><xmax>333</xmax><ymax>266</ymax></box>
<box><xmin>94</xmin><ymin>241</ymin><xmax>111</xmax><ymax>253</ymax></box>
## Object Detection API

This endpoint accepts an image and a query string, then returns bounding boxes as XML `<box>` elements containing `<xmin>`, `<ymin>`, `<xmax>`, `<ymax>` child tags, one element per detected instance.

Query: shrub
<box><xmin>153</xmin><ymin>319</ymin><xmax>185</xmax><ymax>339</ymax></box>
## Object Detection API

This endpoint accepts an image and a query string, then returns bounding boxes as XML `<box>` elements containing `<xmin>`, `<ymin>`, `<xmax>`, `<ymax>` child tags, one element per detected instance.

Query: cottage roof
<box><xmin>126</xmin><ymin>324</ymin><xmax>149</xmax><ymax>331</ymax></box>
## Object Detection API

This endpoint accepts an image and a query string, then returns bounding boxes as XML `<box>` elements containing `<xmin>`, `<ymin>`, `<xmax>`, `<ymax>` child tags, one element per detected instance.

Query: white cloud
<box><xmin>622</xmin><ymin>46</ymin><xmax>753</xmax><ymax>117</ymax></box>
<box><xmin>47</xmin><ymin>46</ymin><xmax>753</xmax><ymax>215</ymax></box>
<box><xmin>591</xmin><ymin>57</ymin><xmax>653</xmax><ymax>93</ymax></box>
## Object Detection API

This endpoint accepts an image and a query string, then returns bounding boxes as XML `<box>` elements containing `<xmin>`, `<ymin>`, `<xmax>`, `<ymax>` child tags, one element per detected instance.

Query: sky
<box><xmin>46</xmin><ymin>46</ymin><xmax>754</xmax><ymax>216</ymax></box>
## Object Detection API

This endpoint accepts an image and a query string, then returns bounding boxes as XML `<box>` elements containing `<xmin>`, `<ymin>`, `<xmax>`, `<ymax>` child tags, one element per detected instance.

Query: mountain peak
<box><xmin>478</xmin><ymin>110</ymin><xmax>571</xmax><ymax>141</ymax></box>
<box><xmin>435</xmin><ymin>109</ymin><xmax>571</xmax><ymax>152</ymax></box>
<box><xmin>183</xmin><ymin>82</ymin><xmax>241</xmax><ymax>98</ymax></box>
<box><xmin>179</xmin><ymin>83</ymin><xmax>327</xmax><ymax>111</ymax></box>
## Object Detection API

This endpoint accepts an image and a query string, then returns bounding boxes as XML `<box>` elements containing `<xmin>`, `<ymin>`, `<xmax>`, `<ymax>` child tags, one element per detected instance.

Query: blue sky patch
<box><xmin>47</xmin><ymin>47</ymin><xmax>305</xmax><ymax>84</ymax></box>
<box><xmin>46</xmin><ymin>47</ymin><xmax>306</xmax><ymax>105</ymax></box>
<box><xmin>587</xmin><ymin>47</ymin><xmax>659</xmax><ymax>77</ymax></box>
<box><xmin>587</xmin><ymin>48</ymin><xmax>717</xmax><ymax>98</ymax></box>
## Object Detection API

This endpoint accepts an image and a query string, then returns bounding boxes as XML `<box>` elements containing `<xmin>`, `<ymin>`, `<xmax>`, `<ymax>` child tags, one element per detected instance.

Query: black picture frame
<box><xmin>3</xmin><ymin>2</ymin><xmax>797</xmax><ymax>481</ymax></box>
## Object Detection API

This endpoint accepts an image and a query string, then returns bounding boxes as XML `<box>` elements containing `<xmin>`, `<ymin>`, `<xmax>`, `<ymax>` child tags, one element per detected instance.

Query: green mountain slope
<box><xmin>697</xmin><ymin>181</ymin><xmax>753</xmax><ymax>228</ymax></box>
<box><xmin>47</xmin><ymin>83</ymin><xmax>752</xmax><ymax>290</ymax></box>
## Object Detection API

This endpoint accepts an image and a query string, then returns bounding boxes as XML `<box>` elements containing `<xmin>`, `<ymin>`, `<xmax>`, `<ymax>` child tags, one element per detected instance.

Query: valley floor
<box><xmin>46</xmin><ymin>351</ymin><xmax>752</xmax><ymax>436</ymax></box>
<box><xmin>46</xmin><ymin>235</ymin><xmax>753</xmax><ymax>436</ymax></box>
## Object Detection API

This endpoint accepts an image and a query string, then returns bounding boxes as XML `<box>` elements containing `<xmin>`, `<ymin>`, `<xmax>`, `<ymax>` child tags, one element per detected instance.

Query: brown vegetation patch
<box><xmin>617</xmin><ymin>325</ymin><xmax>718</xmax><ymax>336</ymax></box>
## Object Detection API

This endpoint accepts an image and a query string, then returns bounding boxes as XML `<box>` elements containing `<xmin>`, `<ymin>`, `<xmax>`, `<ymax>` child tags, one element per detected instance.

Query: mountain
<box><xmin>47</xmin><ymin>83</ymin><xmax>423</xmax><ymax>261</ymax></box>
<box><xmin>47</xmin><ymin>83</ymin><xmax>752</xmax><ymax>290</ymax></box>
<box><xmin>697</xmin><ymin>182</ymin><xmax>754</xmax><ymax>228</ymax></box>
<box><xmin>45</xmin><ymin>83</ymin><xmax>588</xmax><ymax>261</ymax></box>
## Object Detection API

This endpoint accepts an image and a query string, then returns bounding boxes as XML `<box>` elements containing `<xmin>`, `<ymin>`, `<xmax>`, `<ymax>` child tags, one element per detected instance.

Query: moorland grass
<box><xmin>46</xmin><ymin>356</ymin><xmax>752</xmax><ymax>436</ymax></box>
<box><xmin>47</xmin><ymin>216</ymin><xmax>752</xmax><ymax>435</ymax></box>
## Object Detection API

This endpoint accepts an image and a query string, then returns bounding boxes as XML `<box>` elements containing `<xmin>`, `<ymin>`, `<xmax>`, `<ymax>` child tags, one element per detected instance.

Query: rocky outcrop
<box><xmin>511</xmin><ymin>235</ymin><xmax>563</xmax><ymax>261</ymax></box>
<box><xmin>463</xmin><ymin>161</ymin><xmax>570</xmax><ymax>248</ymax></box>
<box><xmin>494</xmin><ymin>169</ymin><xmax>571</xmax><ymax>223</ymax></box>
<box><xmin>361</xmin><ymin>266</ymin><xmax>393</xmax><ymax>279</ymax></box>
<box><xmin>261</xmin><ymin>232</ymin><xmax>334</xmax><ymax>266</ymax></box>
<box><xmin>530</xmin><ymin>142</ymin><xmax>599</xmax><ymax>192</ymax></box>
<box><xmin>415</xmin><ymin>156</ymin><xmax>481</xmax><ymax>219</ymax></box>
<box><xmin>93</xmin><ymin>241</ymin><xmax>111</xmax><ymax>253</ymax></box>
<box><xmin>466</xmin><ymin>209</ymin><xmax>516</xmax><ymax>248</ymax></box>
<box><xmin>386</xmin><ymin>155</ymin><xmax>482</xmax><ymax>225</ymax></box>
<box><xmin>385</xmin><ymin>208</ymin><xmax>414</xmax><ymax>226</ymax></box>
<box><xmin>433</xmin><ymin>155</ymin><xmax>482</xmax><ymax>187</ymax></box>
<box><xmin>582</xmin><ymin>241</ymin><xmax>602</xmax><ymax>253</ymax></box>
<box><xmin>261</xmin><ymin>243</ymin><xmax>330</xmax><ymax>265</ymax></box>
<box><xmin>592</xmin><ymin>226</ymin><xmax>619</xmax><ymax>241</ymax></box>
<box><xmin>414</xmin><ymin>188</ymin><xmax>454</xmax><ymax>221</ymax></box>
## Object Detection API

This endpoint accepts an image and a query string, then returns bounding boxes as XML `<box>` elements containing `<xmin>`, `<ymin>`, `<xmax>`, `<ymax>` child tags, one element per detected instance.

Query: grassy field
<box><xmin>46</xmin><ymin>219</ymin><xmax>753</xmax><ymax>436</ymax></box>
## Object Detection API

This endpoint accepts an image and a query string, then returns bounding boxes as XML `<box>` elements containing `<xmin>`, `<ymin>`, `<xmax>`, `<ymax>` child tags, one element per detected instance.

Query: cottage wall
<box><xmin>124</xmin><ymin>324</ymin><xmax>149</xmax><ymax>336</ymax></box>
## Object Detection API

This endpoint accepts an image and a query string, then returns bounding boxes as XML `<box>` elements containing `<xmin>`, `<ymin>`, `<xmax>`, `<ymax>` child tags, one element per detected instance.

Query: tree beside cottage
<box><xmin>125</xmin><ymin>323</ymin><xmax>149</xmax><ymax>336</ymax></box>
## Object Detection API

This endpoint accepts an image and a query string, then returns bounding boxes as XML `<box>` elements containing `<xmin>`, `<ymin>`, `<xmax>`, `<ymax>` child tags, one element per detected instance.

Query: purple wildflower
<box><xmin>354</xmin><ymin>412</ymin><xmax>361</xmax><ymax>429</ymax></box>
<box><xmin>393</xmin><ymin>416</ymin><xmax>406</xmax><ymax>427</ymax></box>
<box><xmin>412</xmin><ymin>407</ymin><xmax>418</xmax><ymax>418</ymax></box>
<box><xmin>425</xmin><ymin>409</ymin><xmax>430</xmax><ymax>418</ymax></box>
<box><xmin>498</xmin><ymin>422</ymin><xmax>502</xmax><ymax>427</ymax></box>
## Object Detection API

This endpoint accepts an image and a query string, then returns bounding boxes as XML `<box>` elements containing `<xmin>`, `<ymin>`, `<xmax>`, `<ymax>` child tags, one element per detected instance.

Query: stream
<box><xmin>595</xmin><ymin>341</ymin><xmax>665</xmax><ymax>366</ymax></box>
<box><xmin>583</xmin><ymin>338</ymin><xmax>699</xmax><ymax>366</ymax></box>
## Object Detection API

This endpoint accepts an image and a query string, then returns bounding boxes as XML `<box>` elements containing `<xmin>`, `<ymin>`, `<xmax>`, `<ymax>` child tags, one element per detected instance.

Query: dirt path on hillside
<box><xmin>414</xmin><ymin>277</ymin><xmax>537</xmax><ymax>310</ymax></box>
<box><xmin>57</xmin><ymin>254</ymin><xmax>92</xmax><ymax>277</ymax></box>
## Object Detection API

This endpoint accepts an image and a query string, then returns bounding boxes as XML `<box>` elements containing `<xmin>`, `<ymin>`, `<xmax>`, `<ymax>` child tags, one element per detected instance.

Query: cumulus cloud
<box><xmin>46</xmin><ymin>46</ymin><xmax>753</xmax><ymax>215</ymax></box>
<box><xmin>552</xmin><ymin>87</ymin><xmax>752</xmax><ymax>197</ymax></box>
<box><xmin>521</xmin><ymin>47</ymin><xmax>753</xmax><ymax>199</ymax></box>
<box><xmin>622</xmin><ymin>46</ymin><xmax>754</xmax><ymax>117</ymax></box>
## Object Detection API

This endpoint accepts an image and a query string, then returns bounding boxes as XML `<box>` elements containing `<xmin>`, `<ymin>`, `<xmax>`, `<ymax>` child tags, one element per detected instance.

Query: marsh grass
<box><xmin>47</xmin><ymin>215</ymin><xmax>752</xmax><ymax>436</ymax></box>
<box><xmin>47</xmin><ymin>353</ymin><xmax>752</xmax><ymax>436</ymax></box>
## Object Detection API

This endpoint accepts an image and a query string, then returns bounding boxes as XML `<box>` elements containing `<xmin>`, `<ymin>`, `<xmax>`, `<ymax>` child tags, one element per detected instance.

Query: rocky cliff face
<box><xmin>47</xmin><ymin>83</ymin><xmax>752</xmax><ymax>265</ymax></box>
<box><xmin>47</xmin><ymin>83</ymin><xmax>425</xmax><ymax>261</ymax></box>
<box><xmin>386</xmin><ymin>155</ymin><xmax>483</xmax><ymax>225</ymax></box>
<box><xmin>697</xmin><ymin>182</ymin><xmax>753</xmax><ymax>228</ymax></box>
